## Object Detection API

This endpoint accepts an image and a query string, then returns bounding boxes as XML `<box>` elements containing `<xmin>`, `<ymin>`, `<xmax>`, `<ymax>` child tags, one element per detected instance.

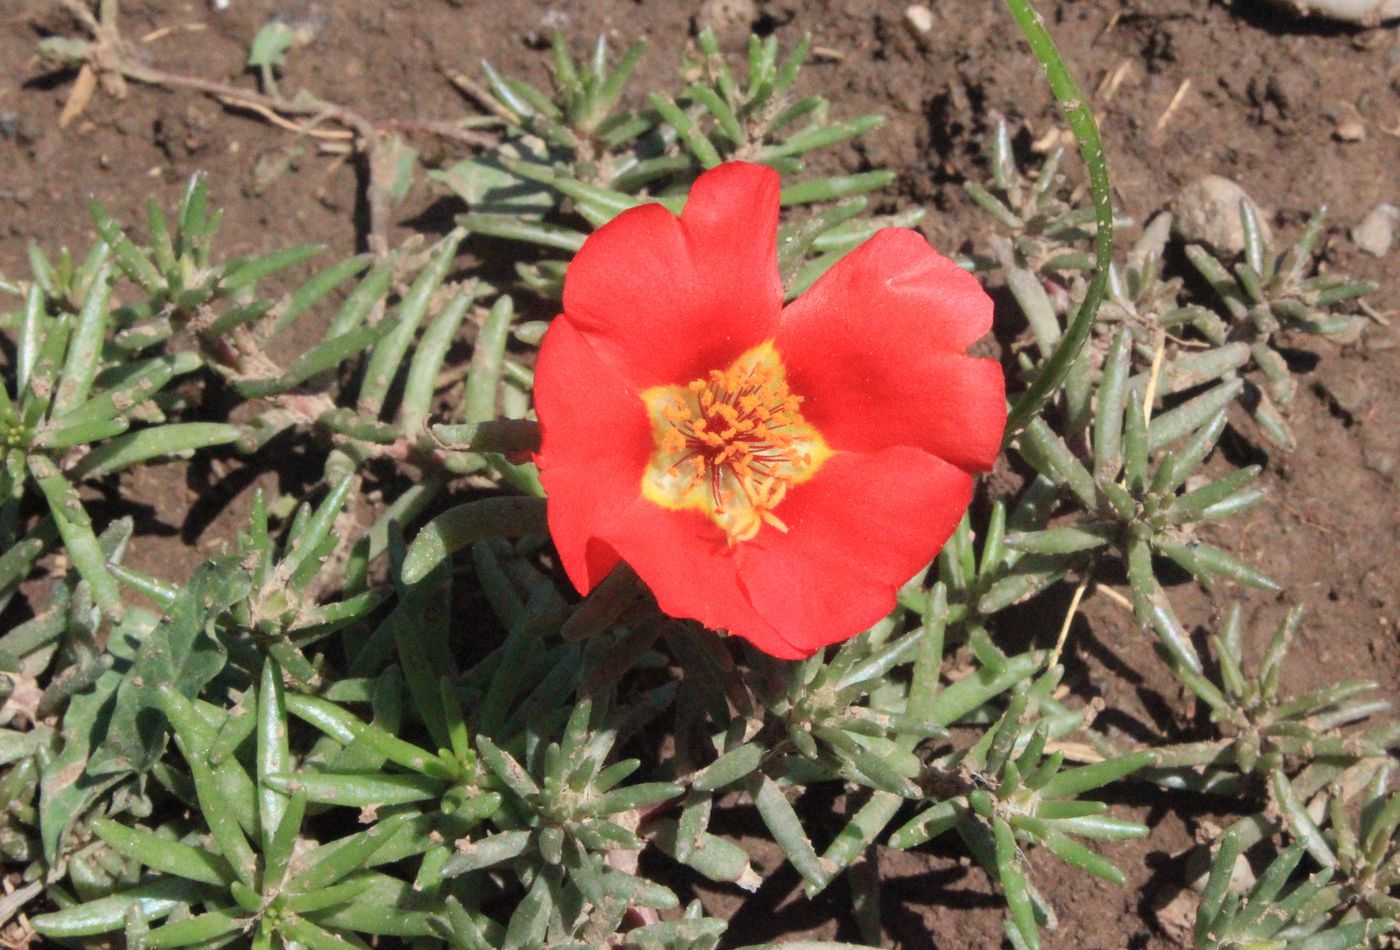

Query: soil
<box><xmin>2</xmin><ymin>1</ymin><xmax>1399</xmax><ymax>947</ymax></box>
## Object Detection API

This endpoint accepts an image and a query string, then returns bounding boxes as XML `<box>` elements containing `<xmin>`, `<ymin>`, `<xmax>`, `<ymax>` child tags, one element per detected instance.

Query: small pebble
<box><xmin>1352</xmin><ymin>202</ymin><xmax>1398</xmax><ymax>257</ymax></box>
<box><xmin>698</xmin><ymin>0</ymin><xmax>757</xmax><ymax>33</ymax></box>
<box><xmin>1363</xmin><ymin>447</ymin><xmax>1395</xmax><ymax>478</ymax></box>
<box><xmin>1334</xmin><ymin>117</ymin><xmax>1367</xmax><ymax>141</ymax></box>
<box><xmin>1321</xmin><ymin>375</ymin><xmax>1372</xmax><ymax>415</ymax></box>
<box><xmin>905</xmin><ymin>4</ymin><xmax>935</xmax><ymax>34</ymax></box>
<box><xmin>1169</xmin><ymin>175</ymin><xmax>1272</xmax><ymax>257</ymax></box>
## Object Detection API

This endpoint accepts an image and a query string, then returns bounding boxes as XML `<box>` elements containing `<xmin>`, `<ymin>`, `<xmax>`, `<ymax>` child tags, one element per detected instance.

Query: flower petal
<box><xmin>534</xmin><ymin>318</ymin><xmax>652</xmax><ymax>594</ymax></box>
<box><xmin>735</xmin><ymin>447</ymin><xmax>973</xmax><ymax>656</ymax></box>
<box><xmin>561</xmin><ymin>162</ymin><xmax>783</xmax><ymax>389</ymax></box>
<box><xmin>776</xmin><ymin>229</ymin><xmax>1005</xmax><ymax>471</ymax></box>
<box><xmin>605</xmin><ymin>500</ymin><xmax>804</xmax><ymax>659</ymax></box>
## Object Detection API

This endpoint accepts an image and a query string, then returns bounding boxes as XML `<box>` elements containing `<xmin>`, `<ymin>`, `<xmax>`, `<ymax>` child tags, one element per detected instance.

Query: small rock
<box><xmin>1334</xmin><ymin>117</ymin><xmax>1367</xmax><ymax>142</ymax></box>
<box><xmin>1320</xmin><ymin>374</ymin><xmax>1373</xmax><ymax>415</ymax></box>
<box><xmin>697</xmin><ymin>0</ymin><xmax>757</xmax><ymax>35</ymax></box>
<box><xmin>1260</xmin><ymin>0</ymin><xmax>1400</xmax><ymax>27</ymax></box>
<box><xmin>1363</xmin><ymin>444</ymin><xmax>1395</xmax><ymax>478</ymax></box>
<box><xmin>1153</xmin><ymin>892</ymin><xmax>1196</xmax><ymax>946</ymax></box>
<box><xmin>1169</xmin><ymin>175</ymin><xmax>1272</xmax><ymax>257</ymax></box>
<box><xmin>905</xmin><ymin>4</ymin><xmax>935</xmax><ymax>34</ymax></box>
<box><xmin>1352</xmin><ymin>202</ymin><xmax>1399</xmax><ymax>257</ymax></box>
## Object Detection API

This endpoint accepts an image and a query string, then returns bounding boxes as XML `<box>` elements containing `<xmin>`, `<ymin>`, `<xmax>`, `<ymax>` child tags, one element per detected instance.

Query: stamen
<box><xmin>641</xmin><ymin>341</ymin><xmax>830</xmax><ymax>545</ymax></box>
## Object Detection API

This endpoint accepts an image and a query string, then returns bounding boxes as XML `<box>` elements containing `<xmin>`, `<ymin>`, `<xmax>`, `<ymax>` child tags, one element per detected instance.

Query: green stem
<box><xmin>999</xmin><ymin>0</ymin><xmax>1114</xmax><ymax>445</ymax></box>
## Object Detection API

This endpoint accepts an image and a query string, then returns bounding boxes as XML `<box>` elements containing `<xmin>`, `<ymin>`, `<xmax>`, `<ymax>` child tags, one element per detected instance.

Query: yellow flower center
<box><xmin>640</xmin><ymin>341</ymin><xmax>831</xmax><ymax>545</ymax></box>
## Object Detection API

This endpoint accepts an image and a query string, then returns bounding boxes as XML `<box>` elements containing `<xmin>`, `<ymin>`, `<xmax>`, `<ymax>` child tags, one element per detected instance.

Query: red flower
<box><xmin>534</xmin><ymin>162</ymin><xmax>1005</xmax><ymax>659</ymax></box>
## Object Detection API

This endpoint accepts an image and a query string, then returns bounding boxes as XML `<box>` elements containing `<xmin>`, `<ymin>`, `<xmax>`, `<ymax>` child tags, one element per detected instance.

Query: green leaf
<box><xmin>1093</xmin><ymin>328</ymin><xmax>1132</xmax><ymax>478</ymax></box>
<box><xmin>143</xmin><ymin>911</ymin><xmax>244</xmax><ymax>949</ymax></box>
<box><xmin>1180</xmin><ymin>540</ymin><xmax>1280</xmax><ymax>592</ymax></box>
<box><xmin>1291</xmin><ymin>921</ymin><xmax>1395</xmax><ymax>950</ymax></box>
<box><xmin>649</xmin><ymin>92</ymin><xmax>722</xmax><ymax>168</ymax></box>
<box><xmin>442</xmin><ymin>829</ymin><xmax>532</xmax><ymax>876</ymax></box>
<box><xmin>39</xmin><ymin>608</ymin><xmax>158</xmax><ymax>864</ymax></box>
<box><xmin>1146</xmin><ymin>380</ymin><xmax>1243</xmax><ymax>453</ymax></box>
<box><xmin>247</xmin><ymin>19</ymin><xmax>297</xmax><ymax>69</ymax></box>
<box><xmin>286</xmin><ymin>812</ymin><xmax>412</xmax><ymax>894</ymax></box>
<box><xmin>1270</xmin><ymin>768</ymin><xmax>1337</xmax><ymax>869</ymax></box>
<box><xmin>458</xmin><ymin>213</ymin><xmax>586</xmax><ymax>252</ymax></box>
<box><xmin>278</xmin><ymin>916</ymin><xmax>360</xmax><ymax>949</ymax></box>
<box><xmin>649</xmin><ymin>819</ymin><xmax>759</xmax><ymax>890</ymax></box>
<box><xmin>0</xmin><ymin>537</ymin><xmax>46</xmax><ymax>602</ymax></box>
<box><xmin>775</xmin><ymin>198</ymin><xmax>867</xmax><ymax>283</ymax></box>
<box><xmin>90</xmin><ymin>202</ymin><xmax>163</xmax><ymax>291</ymax></box>
<box><xmin>157</xmin><ymin>687</ymin><xmax>259</xmax><ymax>885</ymax></box>
<box><xmin>925</xmin><ymin>650</ymin><xmax>1042</xmax><ymax>727</ymax></box>
<box><xmin>264</xmin><ymin>787</ymin><xmax>307</xmax><ymax>887</ymax></box>
<box><xmin>279</xmin><ymin>475</ymin><xmax>354</xmax><ymax>588</ymax></box>
<box><xmin>270</xmin><ymin>253</ymin><xmax>371</xmax><ymax>336</ymax></box>
<box><xmin>763</xmin><ymin>114</ymin><xmax>885</xmax><ymax>160</ymax></box>
<box><xmin>93</xmin><ymin>818</ymin><xmax>236</xmax><ymax>886</ymax></box>
<box><xmin>811</xmin><ymin>791</ymin><xmax>904</xmax><ymax>894</ymax></box>
<box><xmin>86</xmin><ymin>559</ymin><xmax>236</xmax><ymax>780</ymax></box>
<box><xmin>358</xmin><ymin>232</ymin><xmax>462</xmax><ymax>416</ymax></box>
<box><xmin>463</xmin><ymin>295</ymin><xmax>516</xmax><ymax>431</ymax></box>
<box><xmin>1048</xmin><ymin>814</ymin><xmax>1148</xmax><ymax>840</ymax></box>
<box><xmin>264</xmin><ymin>770</ymin><xmax>443</xmax><ymax>806</ymax></box>
<box><xmin>591</xmin><ymin>781</ymin><xmax>685</xmax><ymax>815</ymax></box>
<box><xmin>284</xmin><ymin>692</ymin><xmax>452</xmax><ymax>778</ymax></box>
<box><xmin>54</xmin><ymin>261</ymin><xmax>114</xmax><ymax>416</ymax></box>
<box><xmin>237</xmin><ymin>320</ymin><xmax>394</xmax><ymax>398</ymax></box>
<box><xmin>400</xmin><ymin>286</ymin><xmax>475</xmax><ymax>435</ymax></box>
<box><xmin>31</xmin><ymin>877</ymin><xmax>209</xmax><ymax>939</ymax></box>
<box><xmin>1009</xmin><ymin>815</ymin><xmax>1125</xmax><ymax>884</ymax></box>
<box><xmin>256</xmin><ymin>657</ymin><xmax>290</xmax><ymax>853</ymax></box>
<box><xmin>779</xmin><ymin>171</ymin><xmax>894</xmax><ymax>206</ymax></box>
<box><xmin>1036</xmin><ymin>750</ymin><xmax>1153</xmax><ymax>799</ymax></box>
<box><xmin>889</xmin><ymin>800</ymin><xmax>960</xmax><ymax>850</ymax></box>
<box><xmin>588</xmin><ymin>40</ymin><xmax>646</xmax><ymax>128</ymax></box>
<box><xmin>281</xmin><ymin>874</ymin><xmax>373</xmax><ymax>915</ymax></box>
<box><xmin>1195</xmin><ymin>829</ymin><xmax>1244</xmax><ymax>944</ymax></box>
<box><xmin>28</xmin><ymin>458</ymin><xmax>124</xmax><ymax>618</ymax></box>
<box><xmin>51</xmin><ymin>352</ymin><xmax>196</xmax><ymax>433</ymax></box>
<box><xmin>1169</xmin><ymin>466</ymin><xmax>1262</xmax><ymax>524</ymax></box>
<box><xmin>994</xmin><ymin>816</ymin><xmax>1040</xmax><ymax>950</ymax></box>
<box><xmin>497</xmin><ymin>158</ymin><xmax>638</xmax><ymax>226</ymax></box>
<box><xmin>69</xmin><ymin>423</ymin><xmax>240</xmax><ymax>479</ymax></box>
<box><xmin>430</xmin><ymin>419</ymin><xmax>541</xmax><ymax>455</ymax></box>
<box><xmin>999</xmin><ymin>0</ymin><xmax>1113</xmax><ymax>445</ymax></box>
<box><xmin>306</xmin><ymin>875</ymin><xmax>437</xmax><ymax>937</ymax></box>
<box><xmin>693</xmin><ymin>742</ymin><xmax>764</xmax><ymax>792</ymax></box>
<box><xmin>476</xmin><ymin>734</ymin><xmax>540</xmax><ymax>799</ymax></box>
<box><xmin>401</xmin><ymin>497</ymin><xmax>548</xmax><ymax>585</ymax></box>
<box><xmin>755</xmin><ymin>776</ymin><xmax>829</xmax><ymax>889</ymax></box>
<box><xmin>1004</xmin><ymin>523</ymin><xmax>1114</xmax><ymax>555</ymax></box>
<box><xmin>904</xmin><ymin>581</ymin><xmax>949</xmax><ymax>731</ymax></box>
<box><xmin>16</xmin><ymin>282</ymin><xmax>44</xmax><ymax>391</ymax></box>
<box><xmin>1015</xmin><ymin>418</ymin><xmax>1096</xmax><ymax>508</ymax></box>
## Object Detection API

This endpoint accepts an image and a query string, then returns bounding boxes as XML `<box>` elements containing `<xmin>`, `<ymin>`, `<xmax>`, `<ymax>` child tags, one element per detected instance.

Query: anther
<box><xmin>643</xmin><ymin>342</ymin><xmax>827</xmax><ymax>545</ymax></box>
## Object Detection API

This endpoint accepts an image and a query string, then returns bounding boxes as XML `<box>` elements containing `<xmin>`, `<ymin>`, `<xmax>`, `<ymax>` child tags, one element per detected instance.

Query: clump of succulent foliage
<box><xmin>0</xmin><ymin>0</ymin><xmax>1393</xmax><ymax>947</ymax></box>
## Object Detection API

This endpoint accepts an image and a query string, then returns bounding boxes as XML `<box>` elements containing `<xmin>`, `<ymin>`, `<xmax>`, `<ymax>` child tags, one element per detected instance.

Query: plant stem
<box><xmin>999</xmin><ymin>0</ymin><xmax>1115</xmax><ymax>445</ymax></box>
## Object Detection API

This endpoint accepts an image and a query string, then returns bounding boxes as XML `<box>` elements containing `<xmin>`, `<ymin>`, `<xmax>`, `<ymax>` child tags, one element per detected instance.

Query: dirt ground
<box><xmin>2</xmin><ymin>1</ymin><xmax>1398</xmax><ymax>947</ymax></box>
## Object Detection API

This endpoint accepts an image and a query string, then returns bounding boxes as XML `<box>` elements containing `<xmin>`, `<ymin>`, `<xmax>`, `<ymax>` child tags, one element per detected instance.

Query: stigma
<box><xmin>640</xmin><ymin>341</ymin><xmax>830</xmax><ymax>544</ymax></box>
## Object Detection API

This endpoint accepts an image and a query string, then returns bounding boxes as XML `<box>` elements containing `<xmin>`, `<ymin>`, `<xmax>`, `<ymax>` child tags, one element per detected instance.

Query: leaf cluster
<box><xmin>0</xmin><ymin>6</ymin><xmax>1395</xmax><ymax>949</ymax></box>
